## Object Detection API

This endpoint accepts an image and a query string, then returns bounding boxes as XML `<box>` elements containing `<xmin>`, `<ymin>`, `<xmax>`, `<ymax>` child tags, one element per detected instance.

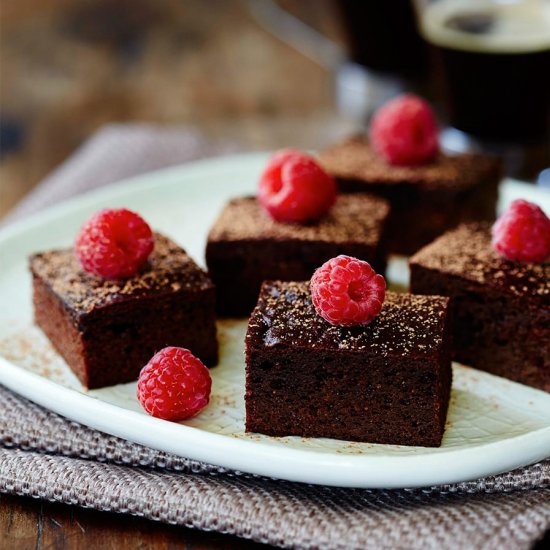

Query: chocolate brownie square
<box><xmin>410</xmin><ymin>223</ymin><xmax>549</xmax><ymax>391</ymax></box>
<box><xmin>318</xmin><ymin>135</ymin><xmax>502</xmax><ymax>255</ymax></box>
<box><xmin>30</xmin><ymin>233</ymin><xmax>218</xmax><ymax>389</ymax></box>
<box><xmin>206</xmin><ymin>194</ymin><xmax>390</xmax><ymax>317</ymax></box>
<box><xmin>245</xmin><ymin>281</ymin><xmax>452</xmax><ymax>447</ymax></box>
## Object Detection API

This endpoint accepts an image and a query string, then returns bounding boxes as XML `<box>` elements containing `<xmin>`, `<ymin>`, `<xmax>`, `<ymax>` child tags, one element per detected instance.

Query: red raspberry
<box><xmin>258</xmin><ymin>150</ymin><xmax>337</xmax><ymax>222</ymax></box>
<box><xmin>370</xmin><ymin>94</ymin><xmax>439</xmax><ymax>166</ymax></box>
<box><xmin>75</xmin><ymin>208</ymin><xmax>154</xmax><ymax>279</ymax></box>
<box><xmin>137</xmin><ymin>347</ymin><xmax>212</xmax><ymax>421</ymax></box>
<box><xmin>491</xmin><ymin>199</ymin><xmax>550</xmax><ymax>263</ymax></box>
<box><xmin>310</xmin><ymin>255</ymin><xmax>386</xmax><ymax>326</ymax></box>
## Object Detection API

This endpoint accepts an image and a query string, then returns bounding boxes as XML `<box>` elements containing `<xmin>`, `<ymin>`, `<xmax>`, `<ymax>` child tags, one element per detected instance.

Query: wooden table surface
<box><xmin>0</xmin><ymin>0</ymin><xmax>343</xmax><ymax>218</ymax></box>
<box><xmin>0</xmin><ymin>494</ymin><xmax>269</xmax><ymax>550</ymax></box>
<box><xmin>1</xmin><ymin>1</ymin><xmax>547</xmax><ymax>549</ymax></box>
<box><xmin>0</xmin><ymin>1</ymin><xmax>342</xmax><ymax>547</ymax></box>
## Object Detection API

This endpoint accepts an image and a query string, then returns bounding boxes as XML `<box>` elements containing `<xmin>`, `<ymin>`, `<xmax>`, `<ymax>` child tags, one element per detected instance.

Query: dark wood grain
<box><xmin>0</xmin><ymin>494</ymin><xmax>268</xmax><ymax>549</ymax></box>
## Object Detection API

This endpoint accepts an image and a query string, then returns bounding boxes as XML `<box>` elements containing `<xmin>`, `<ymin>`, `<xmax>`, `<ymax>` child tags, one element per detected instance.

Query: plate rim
<box><xmin>2</xmin><ymin>355</ymin><xmax>550</xmax><ymax>488</ymax></box>
<box><xmin>1</xmin><ymin>153</ymin><xmax>549</xmax><ymax>488</ymax></box>
<box><xmin>0</xmin><ymin>152</ymin><xmax>272</xmax><ymax>242</ymax></box>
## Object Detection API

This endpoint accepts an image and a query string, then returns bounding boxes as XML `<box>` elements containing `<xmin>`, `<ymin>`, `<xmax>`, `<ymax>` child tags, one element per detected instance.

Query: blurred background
<box><xmin>1</xmin><ymin>0</ymin><xmax>549</xmax><ymax>218</ymax></box>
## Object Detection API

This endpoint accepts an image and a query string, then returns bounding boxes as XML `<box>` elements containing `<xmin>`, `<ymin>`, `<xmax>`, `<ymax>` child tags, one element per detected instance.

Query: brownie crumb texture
<box><xmin>245</xmin><ymin>281</ymin><xmax>452</xmax><ymax>447</ymax></box>
<box><xmin>410</xmin><ymin>223</ymin><xmax>549</xmax><ymax>391</ymax></box>
<box><xmin>247</xmin><ymin>281</ymin><xmax>449</xmax><ymax>357</ymax></box>
<box><xmin>30</xmin><ymin>232</ymin><xmax>214</xmax><ymax>317</ymax></box>
<box><xmin>318</xmin><ymin>135</ymin><xmax>501</xmax><ymax>254</ymax></box>
<box><xmin>319</xmin><ymin>135</ymin><xmax>501</xmax><ymax>189</ymax></box>
<box><xmin>206</xmin><ymin>194</ymin><xmax>390</xmax><ymax>316</ymax></box>
<box><xmin>411</xmin><ymin>223</ymin><xmax>549</xmax><ymax>304</ymax></box>
<box><xmin>30</xmin><ymin>232</ymin><xmax>218</xmax><ymax>388</ymax></box>
<box><xmin>207</xmin><ymin>194</ymin><xmax>390</xmax><ymax>246</ymax></box>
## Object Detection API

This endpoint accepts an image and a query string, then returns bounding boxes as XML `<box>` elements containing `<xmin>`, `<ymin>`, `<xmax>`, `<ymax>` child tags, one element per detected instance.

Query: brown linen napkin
<box><xmin>1</xmin><ymin>124</ymin><xmax>549</xmax><ymax>550</ymax></box>
<box><xmin>1</xmin><ymin>123</ymin><xmax>239</xmax><ymax>224</ymax></box>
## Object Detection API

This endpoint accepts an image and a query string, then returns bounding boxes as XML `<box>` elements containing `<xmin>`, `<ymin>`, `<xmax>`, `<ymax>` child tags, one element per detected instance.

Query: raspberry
<box><xmin>491</xmin><ymin>199</ymin><xmax>550</xmax><ymax>263</ymax></box>
<box><xmin>137</xmin><ymin>347</ymin><xmax>212</xmax><ymax>421</ymax></box>
<box><xmin>310</xmin><ymin>255</ymin><xmax>386</xmax><ymax>326</ymax></box>
<box><xmin>75</xmin><ymin>208</ymin><xmax>154</xmax><ymax>279</ymax></box>
<box><xmin>370</xmin><ymin>94</ymin><xmax>439</xmax><ymax>166</ymax></box>
<box><xmin>258</xmin><ymin>150</ymin><xmax>337</xmax><ymax>222</ymax></box>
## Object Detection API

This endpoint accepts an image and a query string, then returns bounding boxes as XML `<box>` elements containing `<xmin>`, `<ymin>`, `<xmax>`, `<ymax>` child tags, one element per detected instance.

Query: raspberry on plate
<box><xmin>310</xmin><ymin>255</ymin><xmax>386</xmax><ymax>326</ymax></box>
<box><xmin>75</xmin><ymin>208</ymin><xmax>154</xmax><ymax>279</ymax></box>
<box><xmin>491</xmin><ymin>199</ymin><xmax>550</xmax><ymax>263</ymax></box>
<box><xmin>258</xmin><ymin>149</ymin><xmax>337</xmax><ymax>223</ymax></box>
<box><xmin>137</xmin><ymin>347</ymin><xmax>212</xmax><ymax>421</ymax></box>
<box><xmin>370</xmin><ymin>94</ymin><xmax>439</xmax><ymax>166</ymax></box>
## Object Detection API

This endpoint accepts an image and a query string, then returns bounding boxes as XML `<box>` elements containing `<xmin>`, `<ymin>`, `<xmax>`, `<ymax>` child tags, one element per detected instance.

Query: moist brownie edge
<box><xmin>410</xmin><ymin>223</ymin><xmax>550</xmax><ymax>306</ymax></box>
<box><xmin>30</xmin><ymin>232</ymin><xmax>215</xmax><ymax>318</ymax></box>
<box><xmin>318</xmin><ymin>135</ymin><xmax>502</xmax><ymax>254</ymax></box>
<box><xmin>410</xmin><ymin>224</ymin><xmax>549</xmax><ymax>391</ymax></box>
<box><xmin>30</xmin><ymin>233</ymin><xmax>219</xmax><ymax>388</ymax></box>
<box><xmin>206</xmin><ymin>194</ymin><xmax>391</xmax><ymax>317</ymax></box>
<box><xmin>245</xmin><ymin>281</ymin><xmax>452</xmax><ymax>446</ymax></box>
<box><xmin>318</xmin><ymin>135</ymin><xmax>503</xmax><ymax>190</ymax></box>
<box><xmin>206</xmin><ymin>194</ymin><xmax>390</xmax><ymax>245</ymax></box>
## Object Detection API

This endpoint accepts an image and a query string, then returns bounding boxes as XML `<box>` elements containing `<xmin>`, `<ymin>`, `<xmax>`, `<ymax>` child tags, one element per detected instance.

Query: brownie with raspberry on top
<box><xmin>318</xmin><ymin>95</ymin><xmax>502</xmax><ymax>255</ymax></box>
<box><xmin>206</xmin><ymin>150</ymin><xmax>390</xmax><ymax>317</ymax></box>
<box><xmin>245</xmin><ymin>256</ymin><xmax>452</xmax><ymax>447</ymax></box>
<box><xmin>30</xmin><ymin>208</ymin><xmax>218</xmax><ymax>389</ymax></box>
<box><xmin>410</xmin><ymin>200</ymin><xmax>550</xmax><ymax>391</ymax></box>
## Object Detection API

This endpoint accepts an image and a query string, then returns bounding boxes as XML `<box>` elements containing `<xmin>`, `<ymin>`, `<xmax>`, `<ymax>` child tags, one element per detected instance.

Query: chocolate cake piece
<box><xmin>206</xmin><ymin>194</ymin><xmax>390</xmax><ymax>317</ymax></box>
<box><xmin>410</xmin><ymin>223</ymin><xmax>549</xmax><ymax>391</ymax></box>
<box><xmin>318</xmin><ymin>135</ymin><xmax>502</xmax><ymax>255</ymax></box>
<box><xmin>245</xmin><ymin>281</ymin><xmax>452</xmax><ymax>447</ymax></box>
<box><xmin>30</xmin><ymin>233</ymin><xmax>218</xmax><ymax>389</ymax></box>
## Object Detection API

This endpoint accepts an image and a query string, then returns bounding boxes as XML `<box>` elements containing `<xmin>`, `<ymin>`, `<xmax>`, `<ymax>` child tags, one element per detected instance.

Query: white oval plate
<box><xmin>1</xmin><ymin>152</ymin><xmax>549</xmax><ymax>488</ymax></box>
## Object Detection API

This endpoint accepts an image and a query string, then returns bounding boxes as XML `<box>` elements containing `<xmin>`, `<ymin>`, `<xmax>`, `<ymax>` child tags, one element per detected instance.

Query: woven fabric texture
<box><xmin>1</xmin><ymin>125</ymin><xmax>549</xmax><ymax>549</ymax></box>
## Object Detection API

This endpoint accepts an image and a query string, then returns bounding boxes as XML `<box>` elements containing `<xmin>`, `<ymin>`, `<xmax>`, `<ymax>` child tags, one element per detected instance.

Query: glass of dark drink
<box><xmin>414</xmin><ymin>0</ymin><xmax>550</xmax><ymax>178</ymax></box>
<box><xmin>334</xmin><ymin>0</ymin><xmax>430</xmax><ymax>121</ymax></box>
